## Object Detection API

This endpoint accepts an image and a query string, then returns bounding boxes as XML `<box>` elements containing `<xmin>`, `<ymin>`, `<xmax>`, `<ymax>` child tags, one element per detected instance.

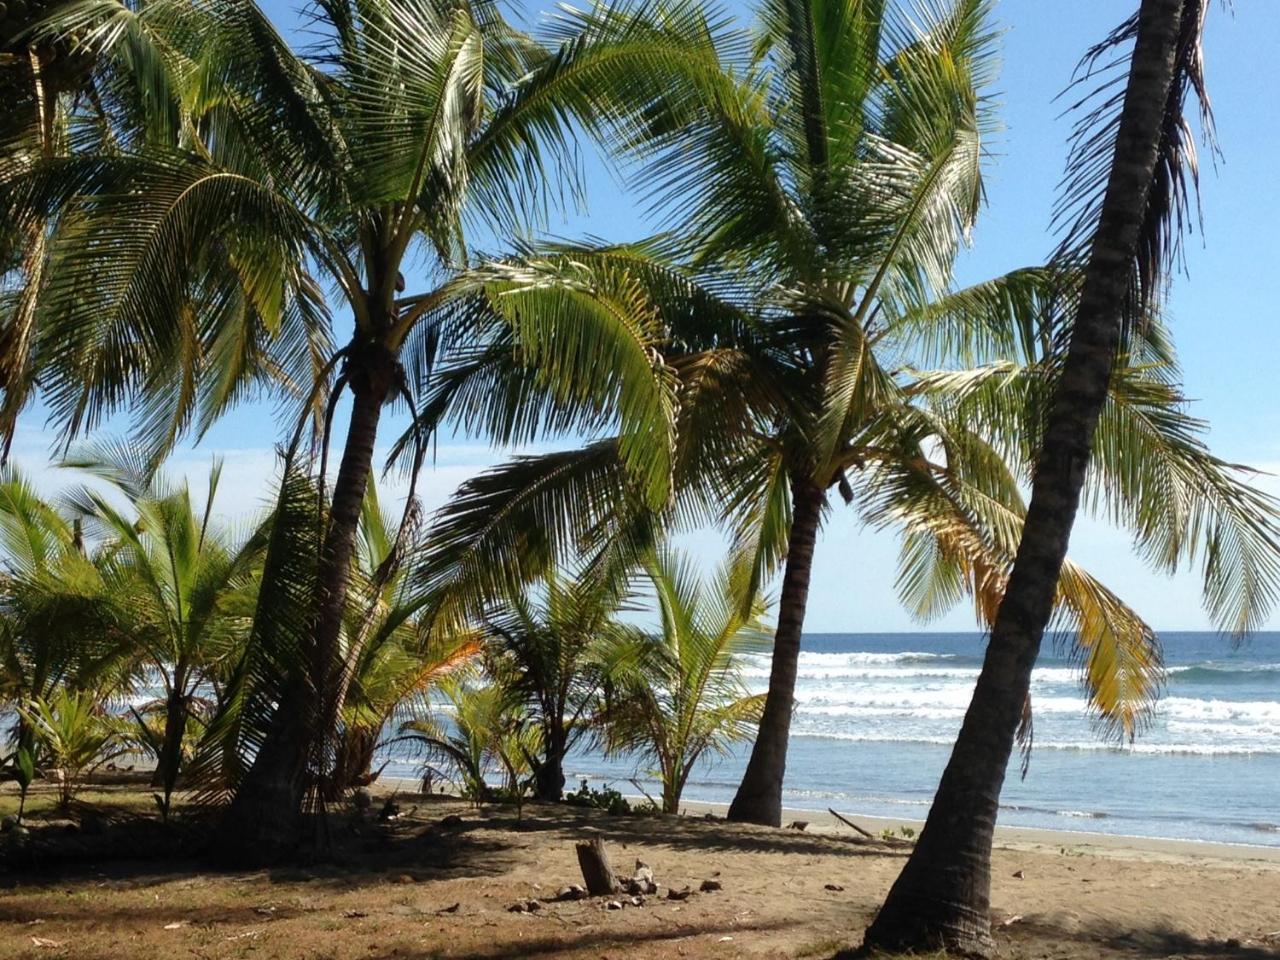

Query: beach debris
<box><xmin>827</xmin><ymin>808</ymin><xmax>876</xmax><ymax>839</ymax></box>
<box><xmin>699</xmin><ymin>879</ymin><xmax>722</xmax><ymax>893</ymax></box>
<box><xmin>575</xmin><ymin>836</ymin><xmax>621</xmax><ymax>896</ymax></box>
<box><xmin>1001</xmin><ymin>915</ymin><xmax>1023</xmax><ymax>927</ymax></box>
<box><xmin>507</xmin><ymin>898</ymin><xmax>542</xmax><ymax>913</ymax></box>
<box><xmin>30</xmin><ymin>937</ymin><xmax>65</xmax><ymax>948</ymax></box>
<box><xmin>628</xmin><ymin>895</ymin><xmax>645</xmax><ymax>907</ymax></box>
<box><xmin>606</xmin><ymin>900</ymin><xmax>623</xmax><ymax>911</ymax></box>
<box><xmin>625</xmin><ymin>860</ymin><xmax>658</xmax><ymax>895</ymax></box>
<box><xmin>342</xmin><ymin>910</ymin><xmax>368</xmax><ymax>919</ymax></box>
<box><xmin>163</xmin><ymin>921</ymin><xmax>188</xmax><ymax>930</ymax></box>
<box><xmin>253</xmin><ymin>906</ymin><xmax>277</xmax><ymax>917</ymax></box>
<box><xmin>1012</xmin><ymin>869</ymin><xmax>1025</xmax><ymax>879</ymax></box>
<box><xmin>379</xmin><ymin>798</ymin><xmax>401</xmax><ymax>821</ymax></box>
<box><xmin>666</xmin><ymin>886</ymin><xmax>693</xmax><ymax>901</ymax></box>
<box><xmin>786</xmin><ymin>820</ymin><xmax>809</xmax><ymax>831</ymax></box>
<box><xmin>823</xmin><ymin>883</ymin><xmax>844</xmax><ymax>892</ymax></box>
<box><xmin>439</xmin><ymin>814</ymin><xmax>464</xmax><ymax>830</ymax></box>
<box><xmin>718</xmin><ymin>936</ymin><xmax>734</xmax><ymax>942</ymax></box>
<box><xmin>556</xmin><ymin>884</ymin><xmax>587</xmax><ymax>901</ymax></box>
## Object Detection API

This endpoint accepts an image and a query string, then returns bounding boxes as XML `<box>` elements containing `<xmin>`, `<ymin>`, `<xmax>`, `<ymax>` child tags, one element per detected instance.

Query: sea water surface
<box><xmin>458</xmin><ymin>632</ymin><xmax>1280</xmax><ymax>848</ymax></box>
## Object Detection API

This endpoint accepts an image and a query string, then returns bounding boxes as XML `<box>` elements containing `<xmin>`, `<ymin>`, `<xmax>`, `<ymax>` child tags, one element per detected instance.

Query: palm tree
<box><xmin>863</xmin><ymin>2</ymin><xmax>1280</xmax><ymax>954</ymax></box>
<box><xmin>403</xmin><ymin>0</ymin><xmax>1007</xmax><ymax>826</ymax></box>
<box><xmin>409</xmin><ymin>0</ymin><xmax>1278</xmax><ymax>831</ymax></box>
<box><xmin>59</xmin><ymin>448</ymin><xmax>264</xmax><ymax>818</ymax></box>
<box><xmin>480</xmin><ymin>566</ymin><xmax>641</xmax><ymax>801</ymax></box>
<box><xmin>15</xmin><ymin>0</ymin><xmax>732</xmax><ymax>860</ymax></box>
<box><xmin>605</xmin><ymin>548</ymin><xmax>768</xmax><ymax>814</ymax></box>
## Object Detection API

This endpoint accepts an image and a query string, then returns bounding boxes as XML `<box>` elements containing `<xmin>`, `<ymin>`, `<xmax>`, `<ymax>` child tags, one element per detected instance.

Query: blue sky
<box><xmin>13</xmin><ymin>1</ymin><xmax>1280</xmax><ymax>632</ymax></box>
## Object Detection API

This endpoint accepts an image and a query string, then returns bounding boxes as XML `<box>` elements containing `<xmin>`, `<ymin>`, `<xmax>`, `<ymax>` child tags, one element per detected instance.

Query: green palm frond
<box><xmin>862</xmin><ymin>432</ymin><xmax>1162</xmax><ymax>741</ymax></box>
<box><xmin>413</xmin><ymin>440</ymin><xmax>657</xmax><ymax>632</ymax></box>
<box><xmin>186</xmin><ymin>453</ymin><xmax>322</xmax><ymax>802</ymax></box>
<box><xmin>910</xmin><ymin>346</ymin><xmax>1280</xmax><ymax>637</ymax></box>
<box><xmin>603</xmin><ymin>545</ymin><xmax>769</xmax><ymax>811</ymax></box>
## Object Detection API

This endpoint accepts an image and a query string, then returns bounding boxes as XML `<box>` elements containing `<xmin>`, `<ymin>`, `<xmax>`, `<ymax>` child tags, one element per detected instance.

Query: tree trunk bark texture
<box><xmin>727</xmin><ymin>477</ymin><xmax>825</xmax><ymax>826</ymax></box>
<box><xmin>863</xmin><ymin>2</ymin><xmax>1187</xmax><ymax>954</ymax></box>
<box><xmin>575</xmin><ymin>837</ymin><xmax>620</xmax><ymax>896</ymax></box>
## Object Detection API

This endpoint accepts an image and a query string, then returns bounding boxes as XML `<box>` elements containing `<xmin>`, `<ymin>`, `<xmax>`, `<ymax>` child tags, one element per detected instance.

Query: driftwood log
<box><xmin>575</xmin><ymin>836</ymin><xmax>620</xmax><ymax>895</ymax></box>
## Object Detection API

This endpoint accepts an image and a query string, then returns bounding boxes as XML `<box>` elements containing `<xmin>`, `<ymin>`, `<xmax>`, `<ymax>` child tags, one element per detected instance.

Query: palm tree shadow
<box><xmin>0</xmin><ymin>793</ymin><xmax>904</xmax><ymax>897</ymax></box>
<box><xmin>837</xmin><ymin>918</ymin><xmax>1278</xmax><ymax>960</ymax></box>
<box><xmin>479</xmin><ymin>801</ymin><xmax>911</xmax><ymax>860</ymax></box>
<box><xmin>1014</xmin><ymin>918</ymin><xmax>1280</xmax><ymax>960</ymax></box>
<box><xmin>0</xmin><ymin>805</ymin><xmax>522</xmax><ymax>892</ymax></box>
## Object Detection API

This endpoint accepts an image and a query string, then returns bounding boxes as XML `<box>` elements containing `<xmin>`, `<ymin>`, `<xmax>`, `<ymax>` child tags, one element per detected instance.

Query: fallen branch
<box><xmin>827</xmin><ymin>808</ymin><xmax>874</xmax><ymax>839</ymax></box>
<box><xmin>628</xmin><ymin>779</ymin><xmax>660</xmax><ymax>810</ymax></box>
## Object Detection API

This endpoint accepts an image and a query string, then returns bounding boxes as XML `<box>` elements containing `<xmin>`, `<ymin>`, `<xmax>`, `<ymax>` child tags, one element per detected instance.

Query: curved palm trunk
<box><xmin>216</xmin><ymin>343</ymin><xmax>394</xmax><ymax>865</ymax></box>
<box><xmin>727</xmin><ymin>478</ymin><xmax>824</xmax><ymax>826</ymax></box>
<box><xmin>864</xmin><ymin>3</ymin><xmax>1186</xmax><ymax>953</ymax></box>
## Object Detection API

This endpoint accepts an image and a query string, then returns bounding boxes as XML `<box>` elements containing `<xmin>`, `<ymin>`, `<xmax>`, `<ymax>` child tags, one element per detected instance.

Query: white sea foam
<box><xmin>1159</xmin><ymin>697</ymin><xmax>1280</xmax><ymax>723</ymax></box>
<box><xmin>787</xmin><ymin>729</ymin><xmax>1280</xmax><ymax>755</ymax></box>
<box><xmin>740</xmin><ymin>652</ymin><xmax>1083</xmax><ymax>686</ymax></box>
<box><xmin>738</xmin><ymin>648</ymin><xmax>1280</xmax><ymax>756</ymax></box>
<box><xmin>796</xmin><ymin>693</ymin><xmax>1088</xmax><ymax>718</ymax></box>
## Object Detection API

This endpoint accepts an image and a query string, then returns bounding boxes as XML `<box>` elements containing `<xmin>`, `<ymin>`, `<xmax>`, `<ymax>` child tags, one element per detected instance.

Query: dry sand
<box><xmin>3</xmin><ymin>782</ymin><xmax>1280</xmax><ymax>959</ymax></box>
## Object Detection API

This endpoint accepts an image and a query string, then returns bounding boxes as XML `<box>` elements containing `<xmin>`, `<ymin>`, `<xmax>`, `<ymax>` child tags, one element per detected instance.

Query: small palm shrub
<box><xmin>605</xmin><ymin>550</ymin><xmax>769</xmax><ymax>813</ymax></box>
<box><xmin>20</xmin><ymin>689</ymin><xmax>124</xmax><ymax>809</ymax></box>
<box><xmin>398</xmin><ymin>678</ymin><xmax>537</xmax><ymax>804</ymax></box>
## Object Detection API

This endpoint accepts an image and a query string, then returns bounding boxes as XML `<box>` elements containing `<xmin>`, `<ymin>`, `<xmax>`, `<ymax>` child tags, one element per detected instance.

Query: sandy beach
<box><xmin>678</xmin><ymin>797</ymin><xmax>1280</xmax><ymax>866</ymax></box>
<box><xmin>4</xmin><ymin>779</ymin><xmax>1280</xmax><ymax>959</ymax></box>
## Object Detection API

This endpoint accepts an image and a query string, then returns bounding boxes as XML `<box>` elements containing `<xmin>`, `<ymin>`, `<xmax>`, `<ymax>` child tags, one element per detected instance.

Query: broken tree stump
<box><xmin>575</xmin><ymin>836</ymin><xmax>620</xmax><ymax>896</ymax></box>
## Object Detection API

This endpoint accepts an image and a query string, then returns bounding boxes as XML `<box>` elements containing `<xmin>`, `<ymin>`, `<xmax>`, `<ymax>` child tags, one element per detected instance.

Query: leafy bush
<box><xmin>563</xmin><ymin>779</ymin><xmax>633</xmax><ymax>815</ymax></box>
<box><xmin>20</xmin><ymin>689</ymin><xmax>124</xmax><ymax>809</ymax></box>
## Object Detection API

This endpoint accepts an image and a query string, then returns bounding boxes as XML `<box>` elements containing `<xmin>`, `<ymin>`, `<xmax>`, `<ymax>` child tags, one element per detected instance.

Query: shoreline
<box><xmin>374</xmin><ymin>777</ymin><xmax>1280</xmax><ymax>865</ymax></box>
<box><xmin>671</xmin><ymin>798</ymin><xmax>1280</xmax><ymax>865</ymax></box>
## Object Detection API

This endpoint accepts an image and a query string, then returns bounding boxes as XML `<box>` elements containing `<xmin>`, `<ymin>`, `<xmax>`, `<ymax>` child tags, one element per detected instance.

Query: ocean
<box><xmin>478</xmin><ymin>631</ymin><xmax>1280</xmax><ymax>847</ymax></box>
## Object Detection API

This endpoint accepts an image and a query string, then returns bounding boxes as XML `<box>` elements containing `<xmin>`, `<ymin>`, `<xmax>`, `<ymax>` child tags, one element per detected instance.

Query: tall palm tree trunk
<box><xmin>864</xmin><ymin>2</ymin><xmax>1187</xmax><ymax>954</ymax></box>
<box><xmin>727</xmin><ymin>478</ymin><xmax>825</xmax><ymax>826</ymax></box>
<box><xmin>216</xmin><ymin>342</ymin><xmax>395</xmax><ymax>864</ymax></box>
